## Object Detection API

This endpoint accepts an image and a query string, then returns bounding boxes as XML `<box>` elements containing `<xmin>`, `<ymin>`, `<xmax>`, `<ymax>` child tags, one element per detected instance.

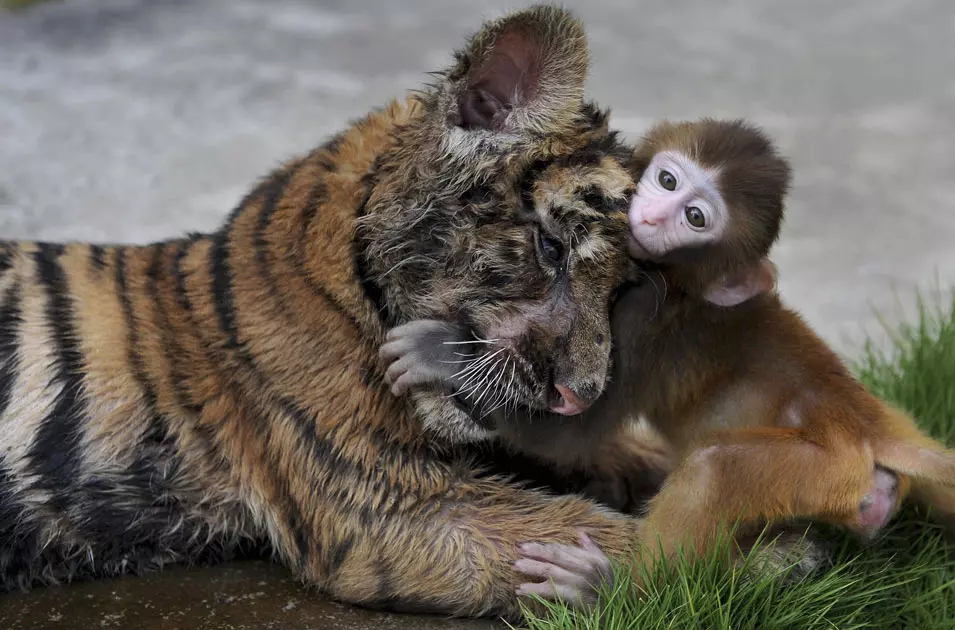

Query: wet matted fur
<box><xmin>0</xmin><ymin>5</ymin><xmax>667</xmax><ymax>619</ymax></box>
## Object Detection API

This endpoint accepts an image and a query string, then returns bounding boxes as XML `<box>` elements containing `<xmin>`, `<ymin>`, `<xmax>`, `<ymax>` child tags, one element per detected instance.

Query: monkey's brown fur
<box><xmin>613</xmin><ymin>277</ymin><xmax>955</xmax><ymax>566</ymax></box>
<box><xmin>612</xmin><ymin>121</ymin><xmax>955</xmax><ymax>571</ymax></box>
<box><xmin>0</xmin><ymin>6</ymin><xmax>668</xmax><ymax>620</ymax></box>
<box><xmin>390</xmin><ymin>119</ymin><xmax>955</xmax><ymax>588</ymax></box>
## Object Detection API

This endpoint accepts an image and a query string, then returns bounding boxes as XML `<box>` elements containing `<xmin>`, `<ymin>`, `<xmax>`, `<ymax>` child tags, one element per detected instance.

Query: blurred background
<box><xmin>2</xmin><ymin>0</ymin><xmax>955</xmax><ymax>355</ymax></box>
<box><xmin>1</xmin><ymin>1</ymin><xmax>954</xmax><ymax>627</ymax></box>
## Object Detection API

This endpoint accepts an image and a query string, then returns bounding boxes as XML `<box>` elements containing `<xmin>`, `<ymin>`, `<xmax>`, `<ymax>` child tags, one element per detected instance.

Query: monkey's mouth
<box><xmin>626</xmin><ymin>234</ymin><xmax>651</xmax><ymax>259</ymax></box>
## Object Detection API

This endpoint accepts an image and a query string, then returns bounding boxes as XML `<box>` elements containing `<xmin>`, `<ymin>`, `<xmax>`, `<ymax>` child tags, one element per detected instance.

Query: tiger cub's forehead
<box><xmin>527</xmin><ymin>155</ymin><xmax>634</xmax><ymax>261</ymax></box>
<box><xmin>530</xmin><ymin>155</ymin><xmax>634</xmax><ymax>226</ymax></box>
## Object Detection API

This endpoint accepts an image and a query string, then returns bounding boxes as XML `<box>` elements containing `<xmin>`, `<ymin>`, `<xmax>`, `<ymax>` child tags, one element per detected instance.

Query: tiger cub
<box><xmin>0</xmin><ymin>5</ymin><xmax>664</xmax><ymax>620</ymax></box>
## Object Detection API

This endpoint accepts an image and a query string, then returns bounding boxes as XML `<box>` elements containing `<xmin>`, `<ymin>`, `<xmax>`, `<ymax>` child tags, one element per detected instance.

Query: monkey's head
<box><xmin>626</xmin><ymin>119</ymin><xmax>791</xmax><ymax>301</ymax></box>
<box><xmin>359</xmin><ymin>6</ymin><xmax>635</xmax><ymax>442</ymax></box>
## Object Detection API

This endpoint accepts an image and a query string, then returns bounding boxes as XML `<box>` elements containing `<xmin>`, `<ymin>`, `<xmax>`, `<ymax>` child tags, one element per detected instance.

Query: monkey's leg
<box><xmin>867</xmin><ymin>405</ymin><xmax>955</xmax><ymax>534</ymax></box>
<box><xmin>636</xmin><ymin>428</ymin><xmax>889</xmax><ymax>571</ymax></box>
<box><xmin>302</xmin><ymin>475</ymin><xmax>640</xmax><ymax>620</ymax></box>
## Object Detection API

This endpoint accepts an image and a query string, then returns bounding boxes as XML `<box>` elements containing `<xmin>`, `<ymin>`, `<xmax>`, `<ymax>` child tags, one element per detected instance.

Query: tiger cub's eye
<box><xmin>538</xmin><ymin>231</ymin><xmax>564</xmax><ymax>264</ymax></box>
<box><xmin>658</xmin><ymin>169</ymin><xmax>677</xmax><ymax>191</ymax></box>
<box><xmin>685</xmin><ymin>206</ymin><xmax>705</xmax><ymax>228</ymax></box>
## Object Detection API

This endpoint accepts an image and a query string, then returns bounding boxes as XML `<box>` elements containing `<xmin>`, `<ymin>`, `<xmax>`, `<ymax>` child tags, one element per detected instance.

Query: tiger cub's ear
<box><xmin>447</xmin><ymin>5</ymin><xmax>589</xmax><ymax>137</ymax></box>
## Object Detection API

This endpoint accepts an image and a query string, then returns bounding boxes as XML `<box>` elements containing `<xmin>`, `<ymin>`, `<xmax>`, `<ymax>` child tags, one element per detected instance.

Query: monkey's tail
<box><xmin>874</xmin><ymin>439</ymin><xmax>955</xmax><ymax>487</ymax></box>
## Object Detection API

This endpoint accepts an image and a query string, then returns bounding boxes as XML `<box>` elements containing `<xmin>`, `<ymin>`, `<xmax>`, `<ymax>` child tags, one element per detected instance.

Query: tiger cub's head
<box><xmin>359</xmin><ymin>5</ymin><xmax>634</xmax><ymax>442</ymax></box>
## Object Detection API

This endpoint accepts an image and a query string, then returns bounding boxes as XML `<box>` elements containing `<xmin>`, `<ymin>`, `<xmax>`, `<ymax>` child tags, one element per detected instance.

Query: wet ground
<box><xmin>0</xmin><ymin>561</ymin><xmax>502</xmax><ymax>630</ymax></box>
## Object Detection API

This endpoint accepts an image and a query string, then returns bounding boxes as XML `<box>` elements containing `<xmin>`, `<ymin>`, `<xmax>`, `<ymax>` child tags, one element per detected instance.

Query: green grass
<box><xmin>521</xmin><ymin>289</ymin><xmax>955</xmax><ymax>630</ymax></box>
<box><xmin>1</xmin><ymin>0</ymin><xmax>58</xmax><ymax>10</ymax></box>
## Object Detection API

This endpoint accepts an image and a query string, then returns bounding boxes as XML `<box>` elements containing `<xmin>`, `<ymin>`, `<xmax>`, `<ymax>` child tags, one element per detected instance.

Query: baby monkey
<box><xmin>381</xmin><ymin>118</ymin><xmax>955</xmax><ymax>606</ymax></box>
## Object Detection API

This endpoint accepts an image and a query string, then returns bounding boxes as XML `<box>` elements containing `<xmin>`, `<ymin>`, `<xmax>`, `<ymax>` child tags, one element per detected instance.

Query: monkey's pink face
<box><xmin>627</xmin><ymin>150</ymin><xmax>729</xmax><ymax>259</ymax></box>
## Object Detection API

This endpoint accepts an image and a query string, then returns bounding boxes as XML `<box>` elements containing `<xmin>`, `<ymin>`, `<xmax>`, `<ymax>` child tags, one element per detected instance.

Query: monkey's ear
<box><xmin>451</xmin><ymin>5</ymin><xmax>588</xmax><ymax>134</ymax></box>
<box><xmin>702</xmin><ymin>258</ymin><xmax>778</xmax><ymax>307</ymax></box>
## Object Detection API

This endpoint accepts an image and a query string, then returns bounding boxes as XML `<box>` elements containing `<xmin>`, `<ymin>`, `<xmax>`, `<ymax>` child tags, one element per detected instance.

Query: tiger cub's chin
<box><xmin>413</xmin><ymin>391</ymin><xmax>499</xmax><ymax>444</ymax></box>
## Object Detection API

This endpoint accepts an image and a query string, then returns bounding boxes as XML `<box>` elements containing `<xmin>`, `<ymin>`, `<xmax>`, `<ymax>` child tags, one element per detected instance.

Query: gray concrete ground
<box><xmin>1</xmin><ymin>0</ymin><xmax>954</xmax><ymax>627</ymax></box>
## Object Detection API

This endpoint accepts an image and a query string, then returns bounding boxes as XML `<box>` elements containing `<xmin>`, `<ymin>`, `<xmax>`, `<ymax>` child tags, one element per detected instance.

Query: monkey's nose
<box><xmin>640</xmin><ymin>205</ymin><xmax>670</xmax><ymax>226</ymax></box>
<box><xmin>550</xmin><ymin>384</ymin><xmax>593</xmax><ymax>416</ymax></box>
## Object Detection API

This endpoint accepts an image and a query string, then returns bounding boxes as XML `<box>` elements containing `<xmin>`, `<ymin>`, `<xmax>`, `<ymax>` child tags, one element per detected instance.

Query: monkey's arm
<box><xmin>380</xmin><ymin>319</ymin><xmax>472</xmax><ymax>396</ymax></box>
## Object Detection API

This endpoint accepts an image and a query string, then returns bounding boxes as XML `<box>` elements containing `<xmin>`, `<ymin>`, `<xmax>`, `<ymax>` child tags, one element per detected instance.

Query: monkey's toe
<box><xmin>740</xmin><ymin>525</ymin><xmax>832</xmax><ymax>584</ymax></box>
<box><xmin>855</xmin><ymin>467</ymin><xmax>899</xmax><ymax>539</ymax></box>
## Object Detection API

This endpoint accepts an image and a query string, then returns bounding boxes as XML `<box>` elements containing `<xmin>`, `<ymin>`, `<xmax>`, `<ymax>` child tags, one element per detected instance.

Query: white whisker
<box><xmin>442</xmin><ymin>339</ymin><xmax>499</xmax><ymax>345</ymax></box>
<box><xmin>452</xmin><ymin>348</ymin><xmax>504</xmax><ymax>380</ymax></box>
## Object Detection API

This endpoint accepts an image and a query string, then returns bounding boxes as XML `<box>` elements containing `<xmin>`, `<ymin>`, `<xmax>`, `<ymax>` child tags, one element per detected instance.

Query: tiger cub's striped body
<box><xmin>0</xmin><ymin>6</ymin><xmax>667</xmax><ymax>619</ymax></box>
<box><xmin>0</xmin><ymin>103</ymin><xmax>425</xmax><ymax>589</ymax></box>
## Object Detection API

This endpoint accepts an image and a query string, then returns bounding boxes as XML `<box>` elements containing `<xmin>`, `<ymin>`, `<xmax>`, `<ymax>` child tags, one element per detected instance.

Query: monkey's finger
<box><xmin>380</xmin><ymin>338</ymin><xmax>414</xmax><ymax>362</ymax></box>
<box><xmin>384</xmin><ymin>325</ymin><xmax>413</xmax><ymax>342</ymax></box>
<box><xmin>516</xmin><ymin>580</ymin><xmax>592</xmax><ymax>608</ymax></box>
<box><xmin>391</xmin><ymin>372</ymin><xmax>423</xmax><ymax>396</ymax></box>
<box><xmin>513</xmin><ymin>558</ymin><xmax>588</xmax><ymax>587</ymax></box>
<box><xmin>385</xmin><ymin>357</ymin><xmax>412</xmax><ymax>391</ymax></box>
<box><xmin>518</xmin><ymin>542</ymin><xmax>597</xmax><ymax>576</ymax></box>
<box><xmin>578</xmin><ymin>533</ymin><xmax>613</xmax><ymax>578</ymax></box>
<box><xmin>391</xmin><ymin>363</ymin><xmax>445</xmax><ymax>396</ymax></box>
<box><xmin>385</xmin><ymin>319</ymin><xmax>448</xmax><ymax>343</ymax></box>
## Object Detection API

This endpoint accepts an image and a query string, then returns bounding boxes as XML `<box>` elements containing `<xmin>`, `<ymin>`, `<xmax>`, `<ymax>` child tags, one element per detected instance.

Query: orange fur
<box><xmin>0</xmin><ymin>6</ymin><xmax>669</xmax><ymax>620</ymax></box>
<box><xmin>621</xmin><ymin>279</ymin><xmax>955</xmax><ymax>570</ymax></box>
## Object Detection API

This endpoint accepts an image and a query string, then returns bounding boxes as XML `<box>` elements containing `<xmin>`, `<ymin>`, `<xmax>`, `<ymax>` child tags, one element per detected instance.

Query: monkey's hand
<box><xmin>380</xmin><ymin>319</ymin><xmax>472</xmax><ymax>396</ymax></box>
<box><xmin>514</xmin><ymin>532</ymin><xmax>614</xmax><ymax>609</ymax></box>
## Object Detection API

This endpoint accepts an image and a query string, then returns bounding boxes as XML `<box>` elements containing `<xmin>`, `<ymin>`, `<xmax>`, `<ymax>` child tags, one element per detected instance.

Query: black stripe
<box><xmin>0</xmin><ymin>455</ymin><xmax>45</xmax><ymax>592</ymax></box>
<box><xmin>208</xmin><ymin>168</ymin><xmax>392</xmax><ymax>513</ymax></box>
<box><xmin>0</xmin><ymin>281</ymin><xmax>22</xmax><ymax>418</ymax></box>
<box><xmin>150</xmin><ymin>241</ymin><xmax>200</xmax><ymax>414</ymax></box>
<box><xmin>0</xmin><ymin>457</ymin><xmax>19</xmax><ymax>538</ymax></box>
<box><xmin>0</xmin><ymin>243</ymin><xmax>12</xmax><ymax>275</ymax></box>
<box><xmin>116</xmin><ymin>246</ymin><xmax>178</xmax><ymax>458</ymax></box>
<box><xmin>169</xmin><ymin>237</ymin><xmax>230</xmax><ymax>452</ymax></box>
<box><xmin>28</xmin><ymin>243</ymin><xmax>87</xmax><ymax>513</ymax></box>
<box><xmin>175</xmin><ymin>234</ymin><xmax>313</xmax><ymax>564</ymax></box>
<box><xmin>311</xmin><ymin>132</ymin><xmax>344</xmax><ymax>172</ymax></box>
<box><xmin>89</xmin><ymin>245</ymin><xmax>106</xmax><ymax>272</ymax></box>
<box><xmin>324</xmin><ymin>533</ymin><xmax>355</xmax><ymax>578</ymax></box>
<box><xmin>212</xmin><ymin>165</ymin><xmax>306</xmax><ymax>349</ymax></box>
<box><xmin>578</xmin><ymin>184</ymin><xmax>611</xmax><ymax>212</ymax></box>
<box><xmin>518</xmin><ymin>159</ymin><xmax>552</xmax><ymax>208</ymax></box>
<box><xmin>352</xmin><ymin>170</ymin><xmax>391</xmax><ymax>325</ymax></box>
<box><xmin>367</xmin><ymin>561</ymin><xmax>436</xmax><ymax>614</ymax></box>
<box><xmin>209</xmin><ymin>226</ymin><xmax>238</xmax><ymax>349</ymax></box>
<box><xmin>253</xmin><ymin>167</ymin><xmax>300</xmax><ymax>322</ymax></box>
<box><xmin>289</xmin><ymin>181</ymin><xmax>365</xmax><ymax>331</ymax></box>
<box><xmin>116</xmin><ymin>247</ymin><xmax>159</xmax><ymax>411</ymax></box>
<box><xmin>253</xmin><ymin>169</ymin><xmax>296</xmax><ymax>274</ymax></box>
<box><xmin>172</xmin><ymin>235</ymin><xmax>201</xmax><ymax>315</ymax></box>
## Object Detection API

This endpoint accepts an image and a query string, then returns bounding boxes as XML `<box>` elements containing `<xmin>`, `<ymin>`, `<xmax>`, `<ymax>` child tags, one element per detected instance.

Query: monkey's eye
<box><xmin>685</xmin><ymin>206</ymin><xmax>706</xmax><ymax>229</ymax></box>
<box><xmin>538</xmin><ymin>230</ymin><xmax>564</xmax><ymax>265</ymax></box>
<box><xmin>658</xmin><ymin>169</ymin><xmax>677</xmax><ymax>191</ymax></box>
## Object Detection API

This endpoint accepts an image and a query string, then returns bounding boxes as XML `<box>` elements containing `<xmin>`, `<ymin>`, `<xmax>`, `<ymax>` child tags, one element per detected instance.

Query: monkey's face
<box><xmin>626</xmin><ymin>118</ymin><xmax>791</xmax><ymax>286</ymax></box>
<box><xmin>627</xmin><ymin>150</ymin><xmax>729</xmax><ymax>260</ymax></box>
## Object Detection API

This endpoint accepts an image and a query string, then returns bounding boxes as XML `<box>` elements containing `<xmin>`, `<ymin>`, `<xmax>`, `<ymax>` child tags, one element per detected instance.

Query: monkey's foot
<box><xmin>738</xmin><ymin>524</ymin><xmax>831</xmax><ymax>583</ymax></box>
<box><xmin>514</xmin><ymin>532</ymin><xmax>613</xmax><ymax>608</ymax></box>
<box><xmin>854</xmin><ymin>467</ymin><xmax>900</xmax><ymax>539</ymax></box>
